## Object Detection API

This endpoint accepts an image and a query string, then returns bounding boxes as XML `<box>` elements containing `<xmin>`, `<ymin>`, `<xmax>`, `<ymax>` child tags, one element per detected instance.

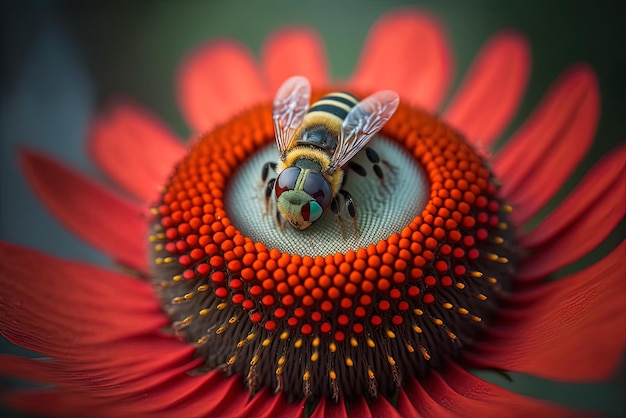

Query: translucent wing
<box><xmin>328</xmin><ymin>90</ymin><xmax>399</xmax><ymax>172</ymax></box>
<box><xmin>272</xmin><ymin>76</ymin><xmax>311</xmax><ymax>159</ymax></box>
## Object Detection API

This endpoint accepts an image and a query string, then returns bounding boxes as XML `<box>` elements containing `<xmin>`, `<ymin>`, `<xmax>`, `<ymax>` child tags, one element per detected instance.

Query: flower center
<box><xmin>150</xmin><ymin>96</ymin><xmax>518</xmax><ymax>402</ymax></box>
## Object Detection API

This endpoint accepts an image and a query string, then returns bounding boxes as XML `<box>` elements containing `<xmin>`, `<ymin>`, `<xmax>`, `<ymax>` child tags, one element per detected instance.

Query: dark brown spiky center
<box><xmin>149</xmin><ymin>96</ymin><xmax>517</xmax><ymax>403</ymax></box>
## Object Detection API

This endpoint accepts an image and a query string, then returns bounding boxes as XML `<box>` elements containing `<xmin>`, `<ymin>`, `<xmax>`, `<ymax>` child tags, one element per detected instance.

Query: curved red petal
<box><xmin>310</xmin><ymin>397</ymin><xmax>347</xmax><ymax>418</ymax></box>
<box><xmin>369</xmin><ymin>396</ymin><xmax>405</xmax><ymax>417</ymax></box>
<box><xmin>350</xmin><ymin>396</ymin><xmax>374</xmax><ymax>418</ymax></box>
<box><xmin>444</xmin><ymin>32</ymin><xmax>530</xmax><ymax>148</ymax></box>
<box><xmin>262</xmin><ymin>27</ymin><xmax>329</xmax><ymax>93</ymax></box>
<box><xmin>87</xmin><ymin>99</ymin><xmax>186</xmax><ymax>203</ymax></box>
<box><xmin>240</xmin><ymin>388</ymin><xmax>305</xmax><ymax>418</ymax></box>
<box><xmin>517</xmin><ymin>147</ymin><xmax>626</xmax><ymax>280</ymax></box>
<box><xmin>2</xmin><ymin>390</ymin><xmax>119</xmax><ymax>418</ymax></box>
<box><xmin>399</xmin><ymin>379</ymin><xmax>456</xmax><ymax>418</ymax></box>
<box><xmin>0</xmin><ymin>242</ymin><xmax>165</xmax><ymax>358</ymax></box>
<box><xmin>494</xmin><ymin>64</ymin><xmax>599</xmax><ymax>225</ymax></box>
<box><xmin>177</xmin><ymin>40</ymin><xmax>269</xmax><ymax>133</ymax></box>
<box><xmin>466</xmin><ymin>241</ymin><xmax>626</xmax><ymax>382</ymax></box>
<box><xmin>19</xmin><ymin>150</ymin><xmax>148</xmax><ymax>272</ymax></box>
<box><xmin>427</xmin><ymin>362</ymin><xmax>592</xmax><ymax>418</ymax></box>
<box><xmin>0</xmin><ymin>337</ymin><xmax>200</xmax><ymax>391</ymax></box>
<box><xmin>350</xmin><ymin>8</ymin><xmax>452</xmax><ymax>112</ymax></box>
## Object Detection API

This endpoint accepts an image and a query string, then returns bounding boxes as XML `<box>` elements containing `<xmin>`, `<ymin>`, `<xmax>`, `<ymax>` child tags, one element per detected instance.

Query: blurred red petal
<box><xmin>0</xmin><ymin>337</ymin><xmax>200</xmax><ymax>392</ymax></box>
<box><xmin>2</xmin><ymin>390</ymin><xmax>116</xmax><ymax>418</ymax></box>
<box><xmin>19</xmin><ymin>150</ymin><xmax>148</xmax><ymax>272</ymax></box>
<box><xmin>262</xmin><ymin>27</ymin><xmax>328</xmax><ymax>93</ymax></box>
<box><xmin>0</xmin><ymin>242</ymin><xmax>165</xmax><ymax>358</ymax></box>
<box><xmin>466</xmin><ymin>241</ymin><xmax>626</xmax><ymax>382</ymax></box>
<box><xmin>350</xmin><ymin>8</ymin><xmax>452</xmax><ymax>112</ymax></box>
<box><xmin>444</xmin><ymin>32</ymin><xmax>530</xmax><ymax>148</ymax></box>
<box><xmin>177</xmin><ymin>40</ymin><xmax>269</xmax><ymax>133</ymax></box>
<box><xmin>429</xmin><ymin>363</ymin><xmax>592</xmax><ymax>418</ymax></box>
<box><xmin>494</xmin><ymin>65</ymin><xmax>599</xmax><ymax>225</ymax></box>
<box><xmin>517</xmin><ymin>146</ymin><xmax>626</xmax><ymax>280</ymax></box>
<box><xmin>87</xmin><ymin>100</ymin><xmax>186</xmax><ymax>203</ymax></box>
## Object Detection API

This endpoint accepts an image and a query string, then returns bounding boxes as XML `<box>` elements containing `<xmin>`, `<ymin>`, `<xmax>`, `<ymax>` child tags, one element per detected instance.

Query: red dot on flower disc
<box><xmin>370</xmin><ymin>315</ymin><xmax>382</xmax><ymax>326</ymax></box>
<box><xmin>214</xmin><ymin>287</ymin><xmax>228</xmax><ymax>299</ymax></box>
<box><xmin>392</xmin><ymin>315</ymin><xmax>403</xmax><ymax>325</ymax></box>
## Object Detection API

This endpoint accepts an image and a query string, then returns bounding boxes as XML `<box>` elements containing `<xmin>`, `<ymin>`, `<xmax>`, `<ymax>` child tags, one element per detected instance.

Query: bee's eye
<box><xmin>303</xmin><ymin>172</ymin><xmax>331</xmax><ymax>211</ymax></box>
<box><xmin>275</xmin><ymin>167</ymin><xmax>301</xmax><ymax>197</ymax></box>
<box><xmin>301</xmin><ymin>200</ymin><xmax>323</xmax><ymax>222</ymax></box>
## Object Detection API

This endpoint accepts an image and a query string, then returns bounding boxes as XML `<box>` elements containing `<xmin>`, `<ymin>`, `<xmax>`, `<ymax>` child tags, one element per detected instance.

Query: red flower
<box><xmin>1</xmin><ymin>8</ymin><xmax>624</xmax><ymax>418</ymax></box>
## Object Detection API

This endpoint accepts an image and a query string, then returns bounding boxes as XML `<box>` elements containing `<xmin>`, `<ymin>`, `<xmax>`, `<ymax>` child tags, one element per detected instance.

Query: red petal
<box><xmin>350</xmin><ymin>396</ymin><xmax>374</xmax><ymax>418</ymax></box>
<box><xmin>517</xmin><ymin>146</ymin><xmax>626</xmax><ymax>280</ymax></box>
<box><xmin>399</xmin><ymin>379</ymin><xmax>457</xmax><ymax>418</ymax></box>
<box><xmin>350</xmin><ymin>8</ymin><xmax>452</xmax><ymax>112</ymax></box>
<box><xmin>177</xmin><ymin>40</ymin><xmax>268</xmax><ymax>133</ymax></box>
<box><xmin>2</xmin><ymin>390</ymin><xmax>117</xmax><ymax>418</ymax></box>
<box><xmin>310</xmin><ymin>397</ymin><xmax>347</xmax><ymax>418</ymax></box>
<box><xmin>87</xmin><ymin>100</ymin><xmax>186</xmax><ymax>203</ymax></box>
<box><xmin>240</xmin><ymin>388</ymin><xmax>305</xmax><ymax>418</ymax></box>
<box><xmin>19</xmin><ymin>150</ymin><xmax>148</xmax><ymax>272</ymax></box>
<box><xmin>0</xmin><ymin>338</ymin><xmax>200</xmax><ymax>391</ymax></box>
<box><xmin>0</xmin><ymin>242</ymin><xmax>165</xmax><ymax>358</ymax></box>
<box><xmin>466</xmin><ymin>241</ymin><xmax>626</xmax><ymax>382</ymax></box>
<box><xmin>369</xmin><ymin>396</ymin><xmax>405</xmax><ymax>417</ymax></box>
<box><xmin>494</xmin><ymin>65</ymin><xmax>599</xmax><ymax>225</ymax></box>
<box><xmin>444</xmin><ymin>32</ymin><xmax>530</xmax><ymax>148</ymax></box>
<box><xmin>424</xmin><ymin>362</ymin><xmax>591</xmax><ymax>418</ymax></box>
<box><xmin>262</xmin><ymin>27</ymin><xmax>328</xmax><ymax>93</ymax></box>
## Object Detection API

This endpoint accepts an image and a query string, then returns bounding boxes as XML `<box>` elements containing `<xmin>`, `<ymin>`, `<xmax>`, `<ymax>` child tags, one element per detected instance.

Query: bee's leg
<box><xmin>366</xmin><ymin>147</ymin><xmax>397</xmax><ymax>193</ymax></box>
<box><xmin>264</xmin><ymin>178</ymin><xmax>276</xmax><ymax>216</ymax></box>
<box><xmin>366</xmin><ymin>147</ymin><xmax>384</xmax><ymax>182</ymax></box>
<box><xmin>261</xmin><ymin>162</ymin><xmax>277</xmax><ymax>183</ymax></box>
<box><xmin>330</xmin><ymin>197</ymin><xmax>346</xmax><ymax>238</ymax></box>
<box><xmin>276</xmin><ymin>208</ymin><xmax>286</xmax><ymax>232</ymax></box>
<box><xmin>339</xmin><ymin>189</ymin><xmax>360</xmax><ymax>237</ymax></box>
<box><xmin>347</xmin><ymin>161</ymin><xmax>367</xmax><ymax>177</ymax></box>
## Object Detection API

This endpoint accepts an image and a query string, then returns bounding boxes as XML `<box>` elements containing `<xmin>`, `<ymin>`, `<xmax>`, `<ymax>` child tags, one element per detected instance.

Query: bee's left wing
<box><xmin>273</xmin><ymin>76</ymin><xmax>311</xmax><ymax>159</ymax></box>
<box><xmin>328</xmin><ymin>90</ymin><xmax>399</xmax><ymax>173</ymax></box>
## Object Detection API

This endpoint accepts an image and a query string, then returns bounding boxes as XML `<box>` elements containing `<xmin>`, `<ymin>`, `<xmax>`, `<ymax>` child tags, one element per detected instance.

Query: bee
<box><xmin>263</xmin><ymin>75</ymin><xmax>399</xmax><ymax>230</ymax></box>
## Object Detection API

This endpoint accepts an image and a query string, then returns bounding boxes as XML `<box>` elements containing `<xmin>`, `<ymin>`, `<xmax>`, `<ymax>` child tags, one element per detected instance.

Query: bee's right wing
<box><xmin>328</xmin><ymin>90</ymin><xmax>399</xmax><ymax>172</ymax></box>
<box><xmin>272</xmin><ymin>76</ymin><xmax>311</xmax><ymax>159</ymax></box>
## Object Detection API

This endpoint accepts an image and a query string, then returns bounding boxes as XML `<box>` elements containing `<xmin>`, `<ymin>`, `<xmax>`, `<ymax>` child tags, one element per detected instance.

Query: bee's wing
<box><xmin>328</xmin><ymin>90</ymin><xmax>399</xmax><ymax>172</ymax></box>
<box><xmin>273</xmin><ymin>76</ymin><xmax>311</xmax><ymax>159</ymax></box>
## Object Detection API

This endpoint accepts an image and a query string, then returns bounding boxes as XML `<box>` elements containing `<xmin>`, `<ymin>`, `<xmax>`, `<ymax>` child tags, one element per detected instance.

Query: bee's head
<box><xmin>275</xmin><ymin>167</ymin><xmax>332</xmax><ymax>230</ymax></box>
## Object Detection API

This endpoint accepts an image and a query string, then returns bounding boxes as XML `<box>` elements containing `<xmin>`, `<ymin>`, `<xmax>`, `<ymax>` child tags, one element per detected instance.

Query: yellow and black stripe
<box><xmin>308</xmin><ymin>92</ymin><xmax>359</xmax><ymax>120</ymax></box>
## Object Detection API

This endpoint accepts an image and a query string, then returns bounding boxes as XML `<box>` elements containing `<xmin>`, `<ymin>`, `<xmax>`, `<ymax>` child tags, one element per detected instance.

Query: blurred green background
<box><xmin>1</xmin><ymin>0</ymin><xmax>624</xmax><ymax>417</ymax></box>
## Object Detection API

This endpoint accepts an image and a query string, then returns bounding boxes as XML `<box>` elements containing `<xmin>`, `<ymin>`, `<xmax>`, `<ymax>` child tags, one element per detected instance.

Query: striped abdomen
<box><xmin>295</xmin><ymin>92</ymin><xmax>360</xmax><ymax>151</ymax></box>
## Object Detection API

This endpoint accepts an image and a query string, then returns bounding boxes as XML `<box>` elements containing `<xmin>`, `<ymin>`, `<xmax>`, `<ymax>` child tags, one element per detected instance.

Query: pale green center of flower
<box><xmin>226</xmin><ymin>136</ymin><xmax>428</xmax><ymax>255</ymax></box>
